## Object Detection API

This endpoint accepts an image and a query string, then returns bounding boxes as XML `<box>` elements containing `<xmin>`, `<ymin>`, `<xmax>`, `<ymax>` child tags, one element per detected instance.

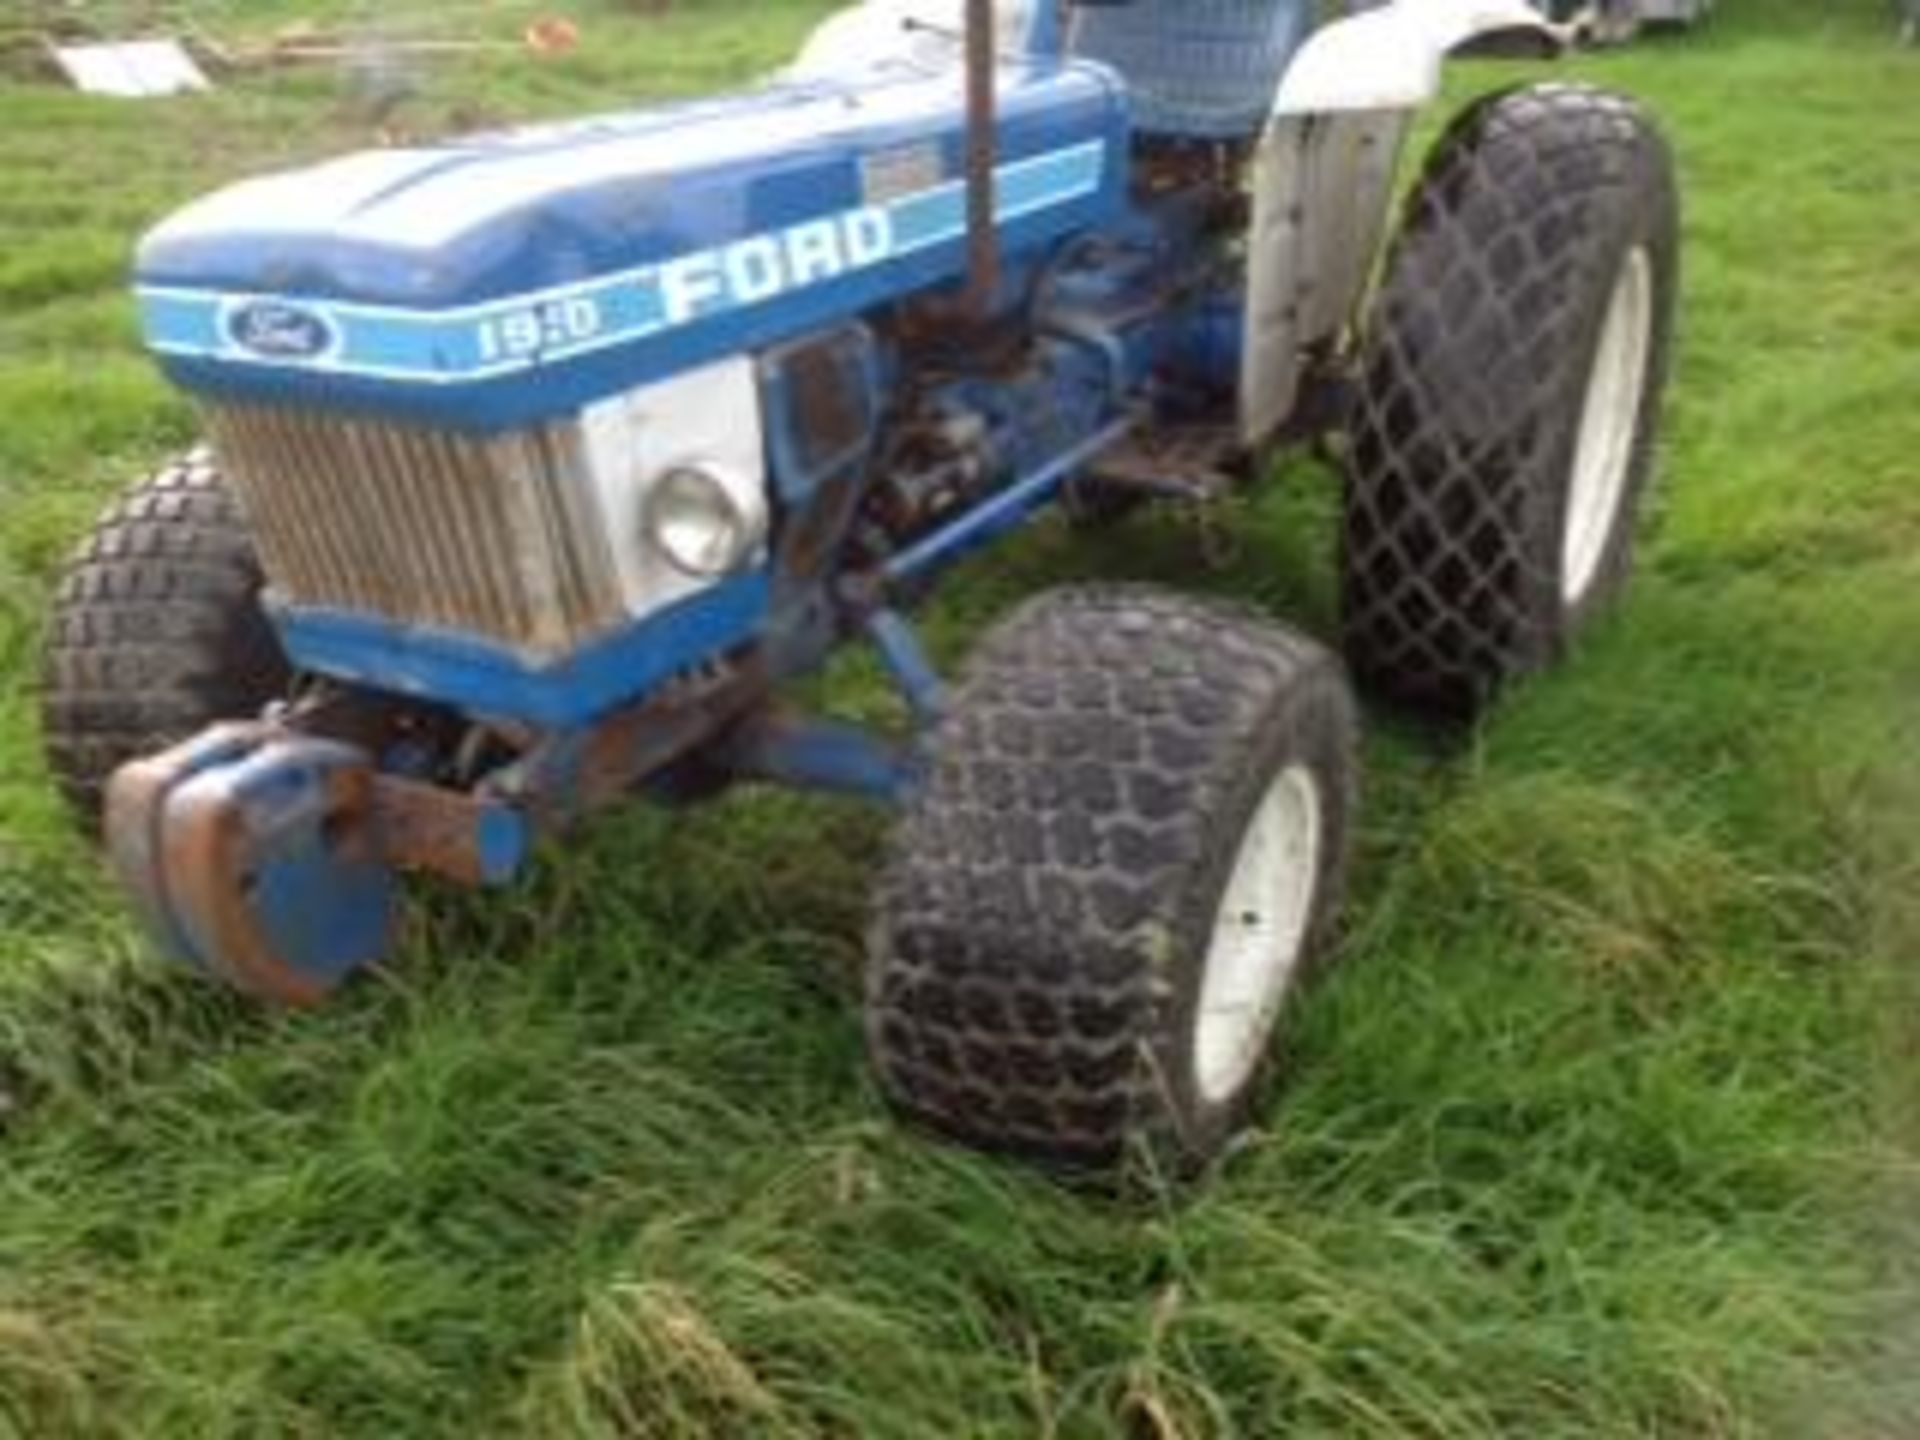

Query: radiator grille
<box><xmin>203</xmin><ymin>403</ymin><xmax>627</xmax><ymax>660</ymax></box>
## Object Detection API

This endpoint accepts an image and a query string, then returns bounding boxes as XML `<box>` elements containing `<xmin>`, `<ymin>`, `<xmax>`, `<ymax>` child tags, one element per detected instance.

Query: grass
<box><xmin>1</xmin><ymin>0</ymin><xmax>1917</xmax><ymax>1434</ymax></box>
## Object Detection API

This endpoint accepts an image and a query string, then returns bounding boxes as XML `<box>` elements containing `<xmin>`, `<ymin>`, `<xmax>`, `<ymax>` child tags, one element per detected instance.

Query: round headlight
<box><xmin>642</xmin><ymin>464</ymin><xmax>765</xmax><ymax>579</ymax></box>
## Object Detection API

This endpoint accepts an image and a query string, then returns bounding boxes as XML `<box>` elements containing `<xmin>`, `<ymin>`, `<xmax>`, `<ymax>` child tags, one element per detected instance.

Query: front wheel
<box><xmin>866</xmin><ymin>587</ymin><xmax>1358</xmax><ymax>1177</ymax></box>
<box><xmin>40</xmin><ymin>450</ymin><xmax>290</xmax><ymax>827</ymax></box>
<box><xmin>1342</xmin><ymin>83</ymin><xmax>1679</xmax><ymax>718</ymax></box>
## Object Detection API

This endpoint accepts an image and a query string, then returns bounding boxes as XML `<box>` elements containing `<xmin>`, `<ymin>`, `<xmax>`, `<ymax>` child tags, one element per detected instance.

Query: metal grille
<box><xmin>203</xmin><ymin>403</ymin><xmax>627</xmax><ymax>660</ymax></box>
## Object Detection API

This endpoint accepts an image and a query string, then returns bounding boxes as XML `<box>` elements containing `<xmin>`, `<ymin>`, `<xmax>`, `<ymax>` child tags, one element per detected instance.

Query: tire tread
<box><xmin>40</xmin><ymin>450</ymin><xmax>287</xmax><ymax>824</ymax></box>
<box><xmin>1343</xmin><ymin>82</ymin><xmax>1674</xmax><ymax>715</ymax></box>
<box><xmin>869</xmin><ymin>585</ymin><xmax>1352</xmax><ymax>1170</ymax></box>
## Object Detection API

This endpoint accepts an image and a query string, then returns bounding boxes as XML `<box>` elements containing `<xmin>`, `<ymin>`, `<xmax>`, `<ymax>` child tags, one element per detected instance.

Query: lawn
<box><xmin>1</xmin><ymin>1</ymin><xmax>1917</xmax><ymax>1435</ymax></box>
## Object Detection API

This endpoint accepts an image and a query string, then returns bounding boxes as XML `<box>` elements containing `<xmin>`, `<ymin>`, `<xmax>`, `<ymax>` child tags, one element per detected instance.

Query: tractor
<box><xmin>43</xmin><ymin>0</ymin><xmax>1679</xmax><ymax>1177</ymax></box>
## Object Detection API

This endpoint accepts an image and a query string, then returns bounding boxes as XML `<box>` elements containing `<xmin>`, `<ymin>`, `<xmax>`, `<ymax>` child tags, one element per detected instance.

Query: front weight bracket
<box><xmin>106</xmin><ymin>730</ymin><xmax>397</xmax><ymax>1006</ymax></box>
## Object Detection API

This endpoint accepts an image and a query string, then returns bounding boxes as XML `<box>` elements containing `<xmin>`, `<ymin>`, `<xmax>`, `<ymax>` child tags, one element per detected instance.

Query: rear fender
<box><xmin>1239</xmin><ymin>0</ymin><xmax>1561</xmax><ymax>446</ymax></box>
<box><xmin>1274</xmin><ymin>0</ymin><xmax>1561</xmax><ymax>117</ymax></box>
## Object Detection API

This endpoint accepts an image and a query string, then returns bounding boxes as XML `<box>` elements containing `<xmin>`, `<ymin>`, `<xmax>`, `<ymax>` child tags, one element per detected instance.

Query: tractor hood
<box><xmin>136</xmin><ymin>60</ymin><xmax>1127</xmax><ymax>429</ymax></box>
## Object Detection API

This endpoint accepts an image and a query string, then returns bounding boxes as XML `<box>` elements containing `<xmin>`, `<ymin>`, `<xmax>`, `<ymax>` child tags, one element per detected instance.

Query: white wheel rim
<box><xmin>1562</xmin><ymin>245</ymin><xmax>1654</xmax><ymax>606</ymax></box>
<box><xmin>1193</xmin><ymin>764</ymin><xmax>1324</xmax><ymax>1106</ymax></box>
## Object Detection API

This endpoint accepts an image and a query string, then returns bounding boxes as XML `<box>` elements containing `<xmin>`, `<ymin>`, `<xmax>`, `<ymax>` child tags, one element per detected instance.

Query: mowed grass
<box><xmin>1</xmin><ymin>0</ymin><xmax>1917</xmax><ymax>1434</ymax></box>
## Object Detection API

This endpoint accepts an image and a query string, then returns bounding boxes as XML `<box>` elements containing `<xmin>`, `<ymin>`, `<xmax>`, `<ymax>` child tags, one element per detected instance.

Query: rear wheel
<box><xmin>1341</xmin><ymin>83</ymin><xmax>1678</xmax><ymax>718</ymax></box>
<box><xmin>41</xmin><ymin>450</ymin><xmax>290</xmax><ymax>828</ymax></box>
<box><xmin>866</xmin><ymin>587</ymin><xmax>1358</xmax><ymax>1176</ymax></box>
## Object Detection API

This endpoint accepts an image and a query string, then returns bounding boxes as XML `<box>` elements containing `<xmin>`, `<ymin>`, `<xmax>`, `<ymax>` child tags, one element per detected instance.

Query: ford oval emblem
<box><xmin>224</xmin><ymin>300</ymin><xmax>340</xmax><ymax>362</ymax></box>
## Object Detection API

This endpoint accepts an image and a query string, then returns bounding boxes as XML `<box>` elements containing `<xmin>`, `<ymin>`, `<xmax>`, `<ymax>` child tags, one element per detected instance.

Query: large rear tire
<box><xmin>1341</xmin><ymin>83</ymin><xmax>1678</xmax><ymax>718</ymax></box>
<box><xmin>866</xmin><ymin>587</ymin><xmax>1358</xmax><ymax>1177</ymax></box>
<box><xmin>41</xmin><ymin>450</ymin><xmax>290</xmax><ymax>828</ymax></box>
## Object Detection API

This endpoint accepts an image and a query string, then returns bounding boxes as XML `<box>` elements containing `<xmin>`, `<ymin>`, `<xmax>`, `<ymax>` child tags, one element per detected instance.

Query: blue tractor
<box><xmin>44</xmin><ymin>0</ymin><xmax>1679</xmax><ymax>1175</ymax></box>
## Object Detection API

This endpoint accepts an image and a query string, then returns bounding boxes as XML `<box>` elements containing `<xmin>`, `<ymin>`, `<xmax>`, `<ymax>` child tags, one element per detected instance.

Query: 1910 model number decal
<box><xmin>475</xmin><ymin>296</ymin><xmax>605</xmax><ymax>364</ymax></box>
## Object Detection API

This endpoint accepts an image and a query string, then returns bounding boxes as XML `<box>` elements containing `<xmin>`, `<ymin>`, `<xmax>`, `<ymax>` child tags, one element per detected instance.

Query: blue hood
<box><xmin>137</xmin><ymin>59</ymin><xmax>1128</xmax><ymax>429</ymax></box>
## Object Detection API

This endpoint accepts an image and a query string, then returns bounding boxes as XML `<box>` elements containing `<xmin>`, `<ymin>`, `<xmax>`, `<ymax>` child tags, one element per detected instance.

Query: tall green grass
<box><xmin>1</xmin><ymin>0</ymin><xmax>1917</xmax><ymax>1434</ymax></box>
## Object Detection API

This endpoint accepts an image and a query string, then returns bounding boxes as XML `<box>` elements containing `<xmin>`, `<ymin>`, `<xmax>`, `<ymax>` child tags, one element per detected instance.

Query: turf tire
<box><xmin>41</xmin><ymin>449</ymin><xmax>289</xmax><ymax>827</ymax></box>
<box><xmin>1342</xmin><ymin>83</ymin><xmax>1678</xmax><ymax>717</ymax></box>
<box><xmin>867</xmin><ymin>586</ymin><xmax>1357</xmax><ymax>1177</ymax></box>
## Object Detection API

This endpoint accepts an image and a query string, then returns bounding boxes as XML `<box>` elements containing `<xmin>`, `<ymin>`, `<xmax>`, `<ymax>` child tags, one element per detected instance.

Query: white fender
<box><xmin>1272</xmin><ymin>0</ymin><xmax>1561</xmax><ymax>116</ymax></box>
<box><xmin>788</xmin><ymin>0</ymin><xmax>1041</xmax><ymax>81</ymax></box>
<box><xmin>1241</xmin><ymin>1</ymin><xmax>1559</xmax><ymax>445</ymax></box>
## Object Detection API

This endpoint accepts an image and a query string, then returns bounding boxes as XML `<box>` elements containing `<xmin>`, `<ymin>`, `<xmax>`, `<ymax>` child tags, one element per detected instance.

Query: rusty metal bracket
<box><xmin>488</xmin><ymin>656</ymin><xmax>771</xmax><ymax>828</ymax></box>
<box><xmin>374</xmin><ymin>776</ymin><xmax>528</xmax><ymax>889</ymax></box>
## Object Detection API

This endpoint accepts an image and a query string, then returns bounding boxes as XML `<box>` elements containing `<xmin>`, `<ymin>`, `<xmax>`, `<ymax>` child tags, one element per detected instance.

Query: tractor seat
<box><xmin>1067</xmin><ymin>0</ymin><xmax>1312</xmax><ymax>140</ymax></box>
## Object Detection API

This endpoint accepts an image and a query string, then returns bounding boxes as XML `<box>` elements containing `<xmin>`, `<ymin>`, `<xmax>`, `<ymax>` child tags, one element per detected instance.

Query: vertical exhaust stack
<box><xmin>964</xmin><ymin>0</ymin><xmax>1001</xmax><ymax>317</ymax></box>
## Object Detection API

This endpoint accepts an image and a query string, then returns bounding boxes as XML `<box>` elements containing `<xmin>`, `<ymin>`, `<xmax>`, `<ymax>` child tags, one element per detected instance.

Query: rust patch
<box><xmin>375</xmin><ymin>776</ymin><xmax>512</xmax><ymax>888</ymax></box>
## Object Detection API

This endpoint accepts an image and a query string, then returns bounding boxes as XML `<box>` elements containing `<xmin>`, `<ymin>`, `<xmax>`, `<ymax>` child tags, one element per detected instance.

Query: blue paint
<box><xmin>474</xmin><ymin>805</ymin><xmax>531</xmax><ymax>887</ymax></box>
<box><xmin>273</xmin><ymin>572</ymin><xmax>772</xmax><ymax>729</ymax></box>
<box><xmin>1170</xmin><ymin>284</ymin><xmax>1249</xmax><ymax>411</ymax></box>
<box><xmin>727</xmin><ymin>717</ymin><xmax>913</xmax><ymax>804</ymax></box>
<box><xmin>866</xmin><ymin>610</ymin><xmax>946</xmax><ymax>728</ymax></box>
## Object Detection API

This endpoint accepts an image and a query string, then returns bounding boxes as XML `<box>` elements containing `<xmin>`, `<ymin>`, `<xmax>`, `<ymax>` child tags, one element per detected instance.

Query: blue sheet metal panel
<box><xmin>273</xmin><ymin>571</ymin><xmax>772</xmax><ymax>729</ymax></box>
<box><xmin>1068</xmin><ymin>0</ymin><xmax>1310</xmax><ymax>138</ymax></box>
<box><xmin>136</xmin><ymin>62</ymin><xmax>1128</xmax><ymax>429</ymax></box>
<box><xmin>138</xmin><ymin>68</ymin><xmax>1119</xmax><ymax>306</ymax></box>
<box><xmin>144</xmin><ymin>146</ymin><xmax>1111</xmax><ymax>431</ymax></box>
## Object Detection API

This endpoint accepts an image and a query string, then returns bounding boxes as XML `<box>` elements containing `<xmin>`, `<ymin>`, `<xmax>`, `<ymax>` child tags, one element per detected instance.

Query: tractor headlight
<box><xmin>642</xmin><ymin>463</ymin><xmax>768</xmax><ymax>579</ymax></box>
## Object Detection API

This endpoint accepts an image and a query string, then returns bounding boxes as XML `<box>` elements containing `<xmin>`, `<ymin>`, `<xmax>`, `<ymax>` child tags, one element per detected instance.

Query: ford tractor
<box><xmin>43</xmin><ymin>0</ymin><xmax>1679</xmax><ymax>1176</ymax></box>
